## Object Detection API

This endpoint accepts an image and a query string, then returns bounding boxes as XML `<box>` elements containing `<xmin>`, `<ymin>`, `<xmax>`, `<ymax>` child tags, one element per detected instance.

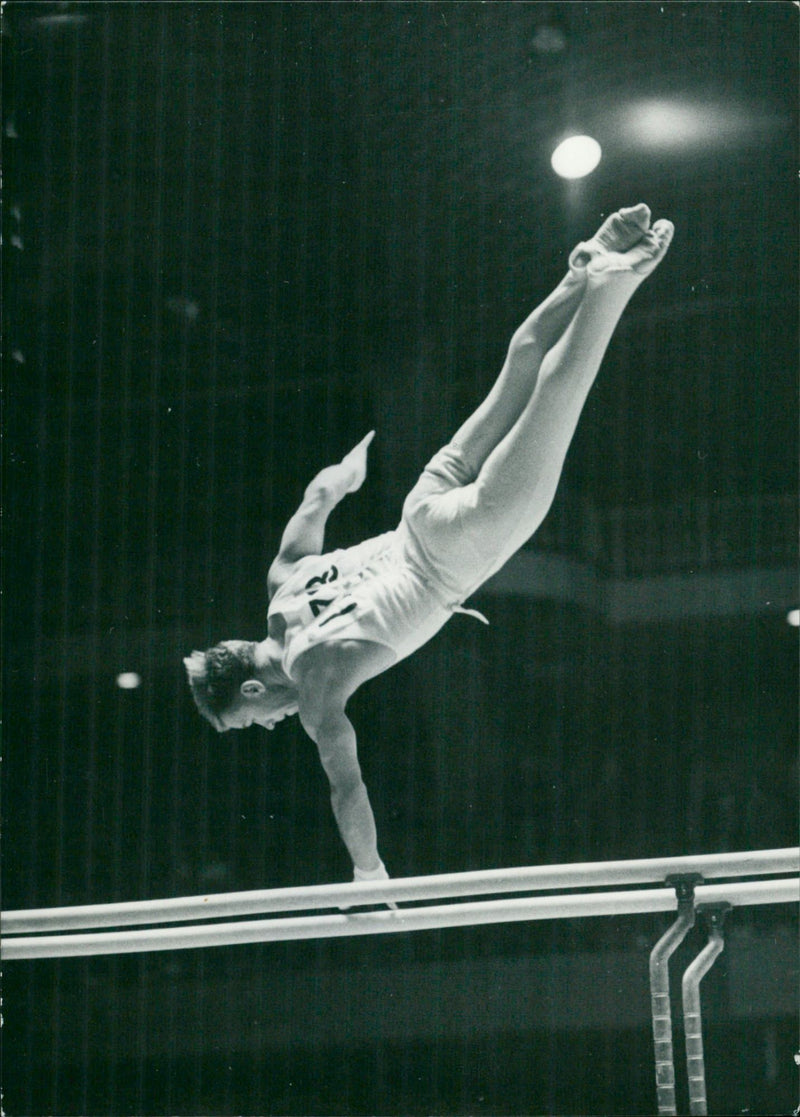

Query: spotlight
<box><xmin>551</xmin><ymin>135</ymin><xmax>602</xmax><ymax>180</ymax></box>
<box><xmin>786</xmin><ymin>609</ymin><xmax>800</xmax><ymax>628</ymax></box>
<box><xmin>116</xmin><ymin>671</ymin><xmax>142</xmax><ymax>690</ymax></box>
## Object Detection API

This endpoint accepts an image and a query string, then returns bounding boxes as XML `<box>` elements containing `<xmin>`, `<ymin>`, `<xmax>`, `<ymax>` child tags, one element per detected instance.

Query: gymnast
<box><xmin>185</xmin><ymin>204</ymin><xmax>674</xmax><ymax>884</ymax></box>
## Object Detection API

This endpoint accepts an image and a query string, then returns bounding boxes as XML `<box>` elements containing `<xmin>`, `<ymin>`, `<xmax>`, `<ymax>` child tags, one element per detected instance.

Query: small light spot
<box><xmin>34</xmin><ymin>13</ymin><xmax>90</xmax><ymax>29</ymax></box>
<box><xmin>165</xmin><ymin>295</ymin><xmax>200</xmax><ymax>322</ymax></box>
<box><xmin>116</xmin><ymin>671</ymin><xmax>141</xmax><ymax>689</ymax></box>
<box><xmin>530</xmin><ymin>25</ymin><xmax>566</xmax><ymax>54</ymax></box>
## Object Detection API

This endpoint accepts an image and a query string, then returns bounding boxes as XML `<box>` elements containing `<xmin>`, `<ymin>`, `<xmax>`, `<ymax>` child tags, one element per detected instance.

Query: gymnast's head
<box><xmin>183</xmin><ymin>639</ymin><xmax>299</xmax><ymax>733</ymax></box>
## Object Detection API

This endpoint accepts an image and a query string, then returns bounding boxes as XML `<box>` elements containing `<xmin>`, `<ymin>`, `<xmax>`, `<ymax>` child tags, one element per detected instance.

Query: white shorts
<box><xmin>399</xmin><ymin>443</ymin><xmax>508</xmax><ymax>604</ymax></box>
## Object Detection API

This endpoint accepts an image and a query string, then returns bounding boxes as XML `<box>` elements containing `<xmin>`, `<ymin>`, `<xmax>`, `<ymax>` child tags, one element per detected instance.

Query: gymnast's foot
<box><xmin>570</xmin><ymin>203</ymin><xmax>674</xmax><ymax>281</ymax></box>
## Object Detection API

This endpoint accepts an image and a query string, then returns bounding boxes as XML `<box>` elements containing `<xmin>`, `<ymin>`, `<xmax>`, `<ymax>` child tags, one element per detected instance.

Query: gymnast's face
<box><xmin>218</xmin><ymin>684</ymin><xmax>299</xmax><ymax>732</ymax></box>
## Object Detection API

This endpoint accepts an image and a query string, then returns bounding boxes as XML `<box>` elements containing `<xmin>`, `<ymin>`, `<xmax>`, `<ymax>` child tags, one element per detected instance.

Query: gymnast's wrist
<box><xmin>353</xmin><ymin>859</ymin><xmax>388</xmax><ymax>881</ymax></box>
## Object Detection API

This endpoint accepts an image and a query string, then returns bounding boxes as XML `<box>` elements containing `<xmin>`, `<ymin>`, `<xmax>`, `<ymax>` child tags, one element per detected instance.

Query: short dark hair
<box><xmin>183</xmin><ymin>640</ymin><xmax>257</xmax><ymax>730</ymax></box>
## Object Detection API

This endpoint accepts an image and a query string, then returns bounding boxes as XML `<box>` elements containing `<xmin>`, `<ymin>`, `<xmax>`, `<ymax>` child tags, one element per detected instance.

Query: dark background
<box><xmin>3</xmin><ymin>2</ymin><xmax>798</xmax><ymax>1114</ymax></box>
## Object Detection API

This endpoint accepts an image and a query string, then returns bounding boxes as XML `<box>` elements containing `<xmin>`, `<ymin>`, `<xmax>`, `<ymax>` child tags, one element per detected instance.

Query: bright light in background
<box><xmin>116</xmin><ymin>671</ymin><xmax>142</xmax><ymax>690</ymax></box>
<box><xmin>551</xmin><ymin>135</ymin><xmax>602</xmax><ymax>180</ymax></box>
<box><xmin>620</xmin><ymin>98</ymin><xmax>783</xmax><ymax>151</ymax></box>
<box><xmin>629</xmin><ymin>100</ymin><xmax>708</xmax><ymax>147</ymax></box>
<box><xmin>787</xmin><ymin>609</ymin><xmax>800</xmax><ymax>628</ymax></box>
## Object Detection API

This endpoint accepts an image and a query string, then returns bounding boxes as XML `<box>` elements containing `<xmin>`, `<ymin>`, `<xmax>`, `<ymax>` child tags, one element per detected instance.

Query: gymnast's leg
<box><xmin>449</xmin><ymin>204</ymin><xmax>656</xmax><ymax>474</ymax></box>
<box><xmin>456</xmin><ymin>207</ymin><xmax>675</xmax><ymax>585</ymax></box>
<box><xmin>401</xmin><ymin>205</ymin><xmax>673</xmax><ymax>598</ymax></box>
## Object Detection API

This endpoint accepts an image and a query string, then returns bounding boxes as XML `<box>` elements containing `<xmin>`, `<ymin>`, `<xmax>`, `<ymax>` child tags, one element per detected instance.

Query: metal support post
<box><xmin>681</xmin><ymin>903</ymin><xmax>731</xmax><ymax>1116</ymax></box>
<box><xmin>649</xmin><ymin>873</ymin><xmax>703</xmax><ymax>1116</ymax></box>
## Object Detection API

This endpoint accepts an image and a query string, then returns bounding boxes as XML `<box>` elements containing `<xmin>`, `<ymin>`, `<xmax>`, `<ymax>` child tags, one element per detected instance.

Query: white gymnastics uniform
<box><xmin>267</xmin><ymin>530</ymin><xmax>457</xmax><ymax>680</ymax></box>
<box><xmin>268</xmin><ymin>445</ymin><xmax>494</xmax><ymax>681</ymax></box>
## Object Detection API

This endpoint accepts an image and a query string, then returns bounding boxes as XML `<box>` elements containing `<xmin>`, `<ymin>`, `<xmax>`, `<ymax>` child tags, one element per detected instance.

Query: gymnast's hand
<box><xmin>355</xmin><ymin>859</ymin><xmax>398</xmax><ymax>910</ymax></box>
<box><xmin>339</xmin><ymin>859</ymin><xmax>398</xmax><ymax>912</ymax></box>
<box><xmin>340</xmin><ymin>431</ymin><xmax>375</xmax><ymax>494</ymax></box>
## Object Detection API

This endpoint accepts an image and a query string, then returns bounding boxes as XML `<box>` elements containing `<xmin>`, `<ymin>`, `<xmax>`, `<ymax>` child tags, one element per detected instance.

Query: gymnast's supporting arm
<box><xmin>303</xmin><ymin>706</ymin><xmax>382</xmax><ymax>872</ymax></box>
<box><xmin>294</xmin><ymin>638</ymin><xmax>396</xmax><ymax>892</ymax></box>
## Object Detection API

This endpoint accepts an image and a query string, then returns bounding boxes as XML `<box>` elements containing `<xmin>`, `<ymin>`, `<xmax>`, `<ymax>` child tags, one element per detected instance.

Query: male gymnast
<box><xmin>185</xmin><ymin>203</ymin><xmax>674</xmax><ymax>884</ymax></box>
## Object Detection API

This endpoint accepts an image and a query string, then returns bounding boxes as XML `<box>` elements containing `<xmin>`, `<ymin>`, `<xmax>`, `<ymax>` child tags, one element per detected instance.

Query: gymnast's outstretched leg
<box><xmin>449</xmin><ymin>203</ymin><xmax>657</xmax><ymax>473</ymax></box>
<box><xmin>466</xmin><ymin>206</ymin><xmax>673</xmax><ymax>582</ymax></box>
<box><xmin>402</xmin><ymin>205</ymin><xmax>674</xmax><ymax>597</ymax></box>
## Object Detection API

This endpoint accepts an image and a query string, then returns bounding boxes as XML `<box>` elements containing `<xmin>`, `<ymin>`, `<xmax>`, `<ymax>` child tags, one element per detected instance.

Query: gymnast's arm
<box><xmin>268</xmin><ymin>431</ymin><xmax>375</xmax><ymax>594</ymax></box>
<box><xmin>295</xmin><ymin>641</ymin><xmax>389</xmax><ymax>876</ymax></box>
<box><xmin>304</xmin><ymin>706</ymin><xmax>382</xmax><ymax>874</ymax></box>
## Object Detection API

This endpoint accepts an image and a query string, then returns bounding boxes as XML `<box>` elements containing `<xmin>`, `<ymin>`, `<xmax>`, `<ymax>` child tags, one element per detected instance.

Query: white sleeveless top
<box><xmin>267</xmin><ymin>529</ymin><xmax>455</xmax><ymax>680</ymax></box>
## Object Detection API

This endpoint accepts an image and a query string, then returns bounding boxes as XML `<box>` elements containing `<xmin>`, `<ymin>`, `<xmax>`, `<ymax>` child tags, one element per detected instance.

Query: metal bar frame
<box><xmin>2</xmin><ymin>876</ymin><xmax>796</xmax><ymax>961</ymax></box>
<box><xmin>4</xmin><ymin>849</ymin><xmax>795</xmax><ymax>1115</ymax></box>
<box><xmin>4</xmin><ymin>846</ymin><xmax>797</xmax><ymax>934</ymax></box>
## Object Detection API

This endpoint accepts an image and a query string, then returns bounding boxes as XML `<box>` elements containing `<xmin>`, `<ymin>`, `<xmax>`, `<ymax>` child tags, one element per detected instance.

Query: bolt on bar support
<box><xmin>649</xmin><ymin>873</ymin><xmax>704</xmax><ymax>1116</ymax></box>
<box><xmin>681</xmin><ymin>903</ymin><xmax>732</xmax><ymax>1116</ymax></box>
